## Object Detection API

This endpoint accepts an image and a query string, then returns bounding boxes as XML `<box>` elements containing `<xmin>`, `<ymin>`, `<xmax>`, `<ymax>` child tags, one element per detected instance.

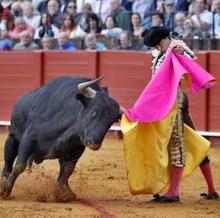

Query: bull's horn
<box><xmin>119</xmin><ymin>106</ymin><xmax>126</xmax><ymax>115</ymax></box>
<box><xmin>78</xmin><ymin>76</ymin><xmax>104</xmax><ymax>98</ymax></box>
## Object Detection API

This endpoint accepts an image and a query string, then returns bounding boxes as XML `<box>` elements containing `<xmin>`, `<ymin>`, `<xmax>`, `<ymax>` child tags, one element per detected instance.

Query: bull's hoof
<box><xmin>38</xmin><ymin>185</ymin><xmax>77</xmax><ymax>203</ymax></box>
<box><xmin>0</xmin><ymin>180</ymin><xmax>12</xmax><ymax>198</ymax></box>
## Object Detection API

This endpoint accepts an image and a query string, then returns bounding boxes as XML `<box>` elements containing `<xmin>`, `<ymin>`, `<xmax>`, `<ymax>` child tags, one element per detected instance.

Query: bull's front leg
<box><xmin>46</xmin><ymin>146</ymin><xmax>85</xmax><ymax>202</ymax></box>
<box><xmin>0</xmin><ymin>133</ymin><xmax>33</xmax><ymax>198</ymax></box>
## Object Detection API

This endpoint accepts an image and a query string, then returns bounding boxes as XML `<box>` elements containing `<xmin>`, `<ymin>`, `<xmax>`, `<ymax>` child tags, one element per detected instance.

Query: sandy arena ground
<box><xmin>0</xmin><ymin>132</ymin><xmax>219</xmax><ymax>218</ymax></box>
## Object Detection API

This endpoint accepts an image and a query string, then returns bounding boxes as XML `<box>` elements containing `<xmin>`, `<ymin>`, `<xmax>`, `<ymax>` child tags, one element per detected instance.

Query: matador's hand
<box><xmin>173</xmin><ymin>45</ymin><xmax>184</xmax><ymax>55</ymax></box>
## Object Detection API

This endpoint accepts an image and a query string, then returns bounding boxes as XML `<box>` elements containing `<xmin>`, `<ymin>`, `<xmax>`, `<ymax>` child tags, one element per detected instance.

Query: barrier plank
<box><xmin>207</xmin><ymin>51</ymin><xmax>220</xmax><ymax>131</ymax></box>
<box><xmin>98</xmin><ymin>51</ymin><xmax>152</xmax><ymax>109</ymax></box>
<box><xmin>0</xmin><ymin>51</ymin><xmax>42</xmax><ymax>120</ymax></box>
<box><xmin>43</xmin><ymin>51</ymin><xmax>97</xmax><ymax>83</ymax></box>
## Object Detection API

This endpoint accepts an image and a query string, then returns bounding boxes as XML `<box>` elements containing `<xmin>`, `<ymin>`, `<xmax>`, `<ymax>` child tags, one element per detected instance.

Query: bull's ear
<box><xmin>101</xmin><ymin>86</ymin><xmax>109</xmax><ymax>94</ymax></box>
<box><xmin>76</xmin><ymin>93</ymin><xmax>90</xmax><ymax>107</ymax></box>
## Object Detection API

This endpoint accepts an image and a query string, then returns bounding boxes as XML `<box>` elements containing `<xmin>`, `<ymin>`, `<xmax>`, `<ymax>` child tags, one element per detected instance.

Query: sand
<box><xmin>0</xmin><ymin>133</ymin><xmax>219</xmax><ymax>218</ymax></box>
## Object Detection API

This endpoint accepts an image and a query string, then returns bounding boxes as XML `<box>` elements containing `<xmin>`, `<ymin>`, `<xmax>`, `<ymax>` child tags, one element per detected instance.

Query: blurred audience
<box><xmin>0</xmin><ymin>0</ymin><xmax>219</xmax><ymax>51</ymax></box>
<box><xmin>34</xmin><ymin>13</ymin><xmax>59</xmax><ymax>39</ymax></box>
<box><xmin>1</xmin><ymin>0</ymin><xmax>13</xmax><ymax>10</ymax></box>
<box><xmin>85</xmin><ymin>13</ymin><xmax>102</xmax><ymax>34</ymax></box>
<box><xmin>77</xmin><ymin>3</ymin><xmax>93</xmax><ymax>32</ymax></box>
<box><xmin>164</xmin><ymin>0</ymin><xmax>176</xmax><ymax>31</ymax></box>
<box><xmin>0</xmin><ymin>30</ymin><xmax>12</xmax><ymax>50</ymax></box>
<box><xmin>130</xmin><ymin>12</ymin><xmax>145</xmax><ymax>38</ymax></box>
<box><xmin>116</xmin><ymin>30</ymin><xmax>137</xmax><ymax>50</ymax></box>
<box><xmin>173</xmin><ymin>12</ymin><xmax>185</xmax><ymax>37</ymax></box>
<box><xmin>13</xmin><ymin>30</ymin><xmax>39</xmax><ymax>50</ymax></box>
<box><xmin>47</xmin><ymin>0</ymin><xmax>63</xmax><ymax>28</ymax></box>
<box><xmin>9</xmin><ymin>17</ymin><xmax>35</xmax><ymax>40</ymax></box>
<box><xmin>191</xmin><ymin>0</ymin><xmax>212</xmax><ymax>37</ymax></box>
<box><xmin>84</xmin><ymin>33</ymin><xmax>107</xmax><ymax>50</ymax></box>
<box><xmin>55</xmin><ymin>31</ymin><xmax>76</xmax><ymax>50</ymax></box>
<box><xmin>64</xmin><ymin>1</ymin><xmax>81</xmax><ymax>24</ymax></box>
<box><xmin>101</xmin><ymin>15</ymin><xmax>123</xmax><ymax>39</ymax></box>
<box><xmin>110</xmin><ymin>0</ymin><xmax>131</xmax><ymax>31</ymax></box>
<box><xmin>60</xmin><ymin>13</ymin><xmax>86</xmax><ymax>39</ymax></box>
<box><xmin>40</xmin><ymin>35</ymin><xmax>55</xmax><ymax>49</ymax></box>
<box><xmin>22</xmin><ymin>1</ymin><xmax>40</xmax><ymax>30</ymax></box>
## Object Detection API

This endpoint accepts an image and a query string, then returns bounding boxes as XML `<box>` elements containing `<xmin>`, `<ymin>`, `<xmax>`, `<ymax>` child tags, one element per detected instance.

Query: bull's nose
<box><xmin>85</xmin><ymin>139</ymin><xmax>101</xmax><ymax>151</ymax></box>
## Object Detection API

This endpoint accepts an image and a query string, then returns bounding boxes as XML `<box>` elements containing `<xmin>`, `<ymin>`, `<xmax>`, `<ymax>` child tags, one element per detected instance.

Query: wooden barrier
<box><xmin>98</xmin><ymin>50</ymin><xmax>152</xmax><ymax>109</ymax></box>
<box><xmin>0</xmin><ymin>51</ymin><xmax>42</xmax><ymax>120</ymax></box>
<box><xmin>207</xmin><ymin>51</ymin><xmax>220</xmax><ymax>131</ymax></box>
<box><xmin>0</xmin><ymin>50</ymin><xmax>219</xmax><ymax>133</ymax></box>
<box><xmin>42</xmin><ymin>51</ymin><xmax>98</xmax><ymax>83</ymax></box>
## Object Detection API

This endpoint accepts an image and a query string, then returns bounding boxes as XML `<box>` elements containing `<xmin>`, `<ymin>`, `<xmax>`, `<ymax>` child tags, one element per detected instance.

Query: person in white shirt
<box><xmin>22</xmin><ymin>1</ymin><xmax>41</xmax><ymax>30</ymax></box>
<box><xmin>101</xmin><ymin>15</ymin><xmax>123</xmax><ymax>39</ymax></box>
<box><xmin>191</xmin><ymin>0</ymin><xmax>212</xmax><ymax>36</ymax></box>
<box><xmin>211</xmin><ymin>0</ymin><xmax>220</xmax><ymax>38</ymax></box>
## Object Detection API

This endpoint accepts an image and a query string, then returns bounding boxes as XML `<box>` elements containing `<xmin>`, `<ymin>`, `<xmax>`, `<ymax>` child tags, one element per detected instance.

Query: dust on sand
<box><xmin>0</xmin><ymin>133</ymin><xmax>219</xmax><ymax>218</ymax></box>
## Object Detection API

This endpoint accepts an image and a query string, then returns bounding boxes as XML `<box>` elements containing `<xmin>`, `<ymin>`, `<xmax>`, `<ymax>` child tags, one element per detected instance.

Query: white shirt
<box><xmin>76</xmin><ymin>0</ymin><xmax>111</xmax><ymax>22</ymax></box>
<box><xmin>191</xmin><ymin>10</ymin><xmax>213</xmax><ymax>28</ymax></box>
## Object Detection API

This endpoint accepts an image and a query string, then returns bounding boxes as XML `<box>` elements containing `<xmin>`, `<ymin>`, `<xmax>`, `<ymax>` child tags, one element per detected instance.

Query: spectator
<box><xmin>14</xmin><ymin>30</ymin><xmax>39</xmax><ymax>50</ymax></box>
<box><xmin>32</xmin><ymin>0</ymin><xmax>44</xmax><ymax>9</ymax></box>
<box><xmin>121</xmin><ymin>0</ymin><xmax>133</xmax><ymax>11</ymax></box>
<box><xmin>34</xmin><ymin>13</ymin><xmax>59</xmax><ymax>39</ymax></box>
<box><xmin>76</xmin><ymin>0</ymin><xmax>93</xmax><ymax>13</ymax></box>
<box><xmin>101</xmin><ymin>15</ymin><xmax>123</xmax><ymax>39</ymax></box>
<box><xmin>37</xmin><ymin>0</ymin><xmax>49</xmax><ymax>14</ymax></box>
<box><xmin>211</xmin><ymin>0</ymin><xmax>220</xmax><ymax>38</ymax></box>
<box><xmin>151</xmin><ymin>11</ymin><xmax>165</xmax><ymax>27</ymax></box>
<box><xmin>176</xmin><ymin>0</ymin><xmax>190</xmax><ymax>12</ymax></box>
<box><xmin>173</xmin><ymin>12</ymin><xmax>185</xmax><ymax>37</ymax></box>
<box><xmin>55</xmin><ymin>32</ymin><xmax>76</xmax><ymax>50</ymax></box>
<box><xmin>0</xmin><ymin>30</ymin><xmax>12</xmax><ymax>50</ymax></box>
<box><xmin>191</xmin><ymin>0</ymin><xmax>212</xmax><ymax>37</ymax></box>
<box><xmin>110</xmin><ymin>0</ymin><xmax>131</xmax><ymax>31</ymax></box>
<box><xmin>64</xmin><ymin>1</ymin><xmax>81</xmax><ymax>24</ymax></box>
<box><xmin>132</xmin><ymin>0</ymin><xmax>149</xmax><ymax>20</ymax></box>
<box><xmin>40</xmin><ymin>35</ymin><xmax>55</xmax><ymax>49</ymax></box>
<box><xmin>84</xmin><ymin>33</ymin><xmax>107</xmax><ymax>50</ymax></box>
<box><xmin>182</xmin><ymin>18</ymin><xmax>203</xmax><ymax>38</ymax></box>
<box><xmin>10</xmin><ymin>1</ymin><xmax>23</xmax><ymax>18</ymax></box>
<box><xmin>22</xmin><ymin>1</ymin><xmax>41</xmax><ymax>30</ymax></box>
<box><xmin>85</xmin><ymin>13</ymin><xmax>102</xmax><ymax>34</ymax></box>
<box><xmin>77</xmin><ymin>3</ymin><xmax>93</xmax><ymax>31</ymax></box>
<box><xmin>145</xmin><ymin>0</ymin><xmax>165</xmax><ymax>18</ymax></box>
<box><xmin>130</xmin><ymin>12</ymin><xmax>145</xmax><ymax>38</ymax></box>
<box><xmin>116</xmin><ymin>30</ymin><xmax>137</xmax><ymax>50</ymax></box>
<box><xmin>1</xmin><ymin>0</ymin><xmax>13</xmax><ymax>10</ymax></box>
<box><xmin>59</xmin><ymin>13</ymin><xmax>86</xmax><ymax>39</ymax></box>
<box><xmin>0</xmin><ymin>8</ymin><xmax>14</xmax><ymax>31</ymax></box>
<box><xmin>88</xmin><ymin>0</ymin><xmax>112</xmax><ymax>23</ymax></box>
<box><xmin>164</xmin><ymin>0</ymin><xmax>176</xmax><ymax>31</ymax></box>
<box><xmin>47</xmin><ymin>0</ymin><xmax>63</xmax><ymax>28</ymax></box>
<box><xmin>9</xmin><ymin>17</ymin><xmax>35</xmax><ymax>40</ymax></box>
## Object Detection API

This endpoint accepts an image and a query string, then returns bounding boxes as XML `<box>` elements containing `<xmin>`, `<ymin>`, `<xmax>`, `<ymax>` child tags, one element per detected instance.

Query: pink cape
<box><xmin>125</xmin><ymin>50</ymin><xmax>215</xmax><ymax>122</ymax></box>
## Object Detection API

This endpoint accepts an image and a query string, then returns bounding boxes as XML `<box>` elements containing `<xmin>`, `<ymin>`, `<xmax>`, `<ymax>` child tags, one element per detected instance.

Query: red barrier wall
<box><xmin>98</xmin><ymin>51</ymin><xmax>152</xmax><ymax>108</ymax></box>
<box><xmin>0</xmin><ymin>51</ymin><xmax>42</xmax><ymax>120</ymax></box>
<box><xmin>0</xmin><ymin>51</ymin><xmax>219</xmax><ymax>132</ymax></box>
<box><xmin>43</xmin><ymin>51</ymin><xmax>97</xmax><ymax>83</ymax></box>
<box><xmin>207</xmin><ymin>51</ymin><xmax>220</xmax><ymax>131</ymax></box>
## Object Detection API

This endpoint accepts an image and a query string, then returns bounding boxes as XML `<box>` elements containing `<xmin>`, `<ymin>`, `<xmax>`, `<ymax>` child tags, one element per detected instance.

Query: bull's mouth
<box><xmin>86</xmin><ymin>144</ymin><xmax>101</xmax><ymax>151</ymax></box>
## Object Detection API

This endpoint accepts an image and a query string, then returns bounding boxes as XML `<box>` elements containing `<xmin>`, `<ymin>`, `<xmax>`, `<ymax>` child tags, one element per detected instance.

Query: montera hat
<box><xmin>144</xmin><ymin>26</ymin><xmax>170</xmax><ymax>47</ymax></box>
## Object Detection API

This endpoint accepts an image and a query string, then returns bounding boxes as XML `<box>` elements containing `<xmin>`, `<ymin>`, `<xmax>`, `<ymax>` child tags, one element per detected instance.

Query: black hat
<box><xmin>144</xmin><ymin>26</ymin><xmax>170</xmax><ymax>47</ymax></box>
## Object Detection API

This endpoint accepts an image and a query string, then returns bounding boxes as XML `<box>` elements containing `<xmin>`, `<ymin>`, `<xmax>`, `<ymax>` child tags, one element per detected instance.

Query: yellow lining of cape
<box><xmin>121</xmin><ymin>104</ymin><xmax>210</xmax><ymax>195</ymax></box>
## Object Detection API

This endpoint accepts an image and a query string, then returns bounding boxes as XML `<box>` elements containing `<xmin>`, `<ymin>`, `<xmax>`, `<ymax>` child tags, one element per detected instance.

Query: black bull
<box><xmin>0</xmin><ymin>76</ymin><xmax>120</xmax><ymax>201</ymax></box>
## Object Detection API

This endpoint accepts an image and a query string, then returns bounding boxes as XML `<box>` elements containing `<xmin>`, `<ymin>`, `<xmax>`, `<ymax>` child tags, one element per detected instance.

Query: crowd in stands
<box><xmin>0</xmin><ymin>0</ymin><xmax>220</xmax><ymax>51</ymax></box>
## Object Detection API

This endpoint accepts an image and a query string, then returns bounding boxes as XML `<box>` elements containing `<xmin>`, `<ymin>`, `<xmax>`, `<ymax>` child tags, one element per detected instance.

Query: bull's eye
<box><xmin>91</xmin><ymin>110</ymin><xmax>97</xmax><ymax>118</ymax></box>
